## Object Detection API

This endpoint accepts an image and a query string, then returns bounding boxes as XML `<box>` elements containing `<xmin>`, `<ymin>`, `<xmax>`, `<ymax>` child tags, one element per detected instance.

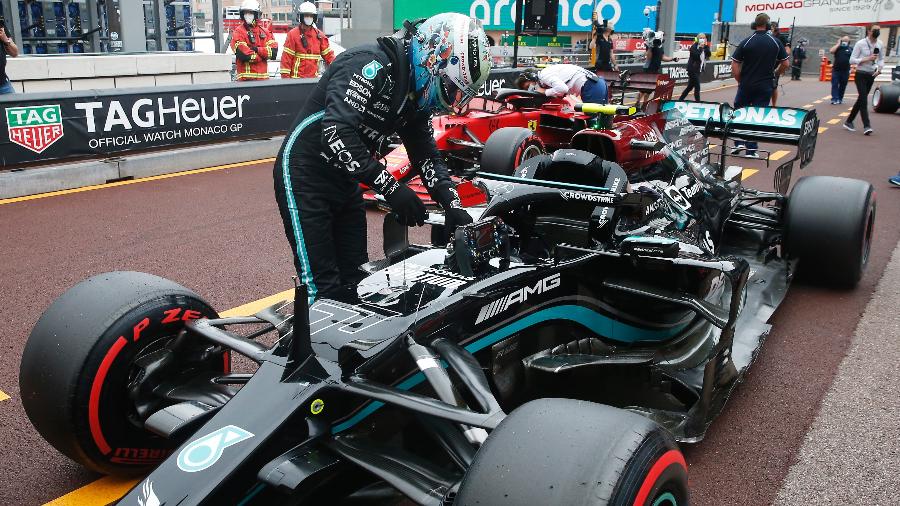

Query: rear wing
<box><xmin>660</xmin><ymin>100</ymin><xmax>819</xmax><ymax>194</ymax></box>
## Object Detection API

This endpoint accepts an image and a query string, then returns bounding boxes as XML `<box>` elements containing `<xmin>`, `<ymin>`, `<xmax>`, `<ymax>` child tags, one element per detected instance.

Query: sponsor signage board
<box><xmin>1</xmin><ymin>80</ymin><xmax>309</xmax><ymax>167</ymax></box>
<box><xmin>735</xmin><ymin>0</ymin><xmax>898</xmax><ymax>26</ymax></box>
<box><xmin>393</xmin><ymin>0</ymin><xmax>735</xmax><ymax>34</ymax></box>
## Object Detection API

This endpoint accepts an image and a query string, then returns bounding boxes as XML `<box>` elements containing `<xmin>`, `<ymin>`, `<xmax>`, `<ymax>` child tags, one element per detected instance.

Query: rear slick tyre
<box><xmin>873</xmin><ymin>84</ymin><xmax>900</xmax><ymax>114</ymax></box>
<box><xmin>479</xmin><ymin>127</ymin><xmax>545</xmax><ymax>176</ymax></box>
<box><xmin>456</xmin><ymin>398</ymin><xmax>689</xmax><ymax>506</ymax></box>
<box><xmin>785</xmin><ymin>176</ymin><xmax>875</xmax><ymax>287</ymax></box>
<box><xmin>19</xmin><ymin>271</ymin><xmax>227</xmax><ymax>475</ymax></box>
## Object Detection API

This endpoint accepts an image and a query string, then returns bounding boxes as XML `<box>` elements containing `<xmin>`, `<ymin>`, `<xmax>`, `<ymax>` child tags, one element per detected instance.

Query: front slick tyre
<box><xmin>456</xmin><ymin>399</ymin><xmax>689</xmax><ymax>506</ymax></box>
<box><xmin>19</xmin><ymin>271</ymin><xmax>227</xmax><ymax>475</ymax></box>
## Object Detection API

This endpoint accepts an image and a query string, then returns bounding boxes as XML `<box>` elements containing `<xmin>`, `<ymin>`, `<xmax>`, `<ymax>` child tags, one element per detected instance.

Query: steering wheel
<box><xmin>447</xmin><ymin>217</ymin><xmax>511</xmax><ymax>277</ymax></box>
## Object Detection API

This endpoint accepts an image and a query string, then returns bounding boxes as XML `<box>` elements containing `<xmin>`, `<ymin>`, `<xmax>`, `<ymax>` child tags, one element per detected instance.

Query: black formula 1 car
<box><xmin>19</xmin><ymin>105</ymin><xmax>874</xmax><ymax>506</ymax></box>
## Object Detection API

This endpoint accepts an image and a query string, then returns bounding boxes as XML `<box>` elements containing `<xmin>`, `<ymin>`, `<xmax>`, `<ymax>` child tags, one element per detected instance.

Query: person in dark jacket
<box><xmin>273</xmin><ymin>13</ymin><xmax>490</xmax><ymax>304</ymax></box>
<box><xmin>830</xmin><ymin>36</ymin><xmax>852</xmax><ymax>104</ymax></box>
<box><xmin>791</xmin><ymin>40</ymin><xmax>807</xmax><ymax>80</ymax></box>
<box><xmin>591</xmin><ymin>11</ymin><xmax>617</xmax><ymax>72</ymax></box>
<box><xmin>769</xmin><ymin>22</ymin><xmax>789</xmax><ymax>105</ymax></box>
<box><xmin>679</xmin><ymin>33</ymin><xmax>711</xmax><ymax>101</ymax></box>
<box><xmin>730</xmin><ymin>13</ymin><xmax>789</xmax><ymax>157</ymax></box>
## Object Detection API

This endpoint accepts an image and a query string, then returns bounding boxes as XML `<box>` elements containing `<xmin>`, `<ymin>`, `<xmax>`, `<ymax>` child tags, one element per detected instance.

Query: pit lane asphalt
<box><xmin>0</xmin><ymin>80</ymin><xmax>897</xmax><ymax>505</ymax></box>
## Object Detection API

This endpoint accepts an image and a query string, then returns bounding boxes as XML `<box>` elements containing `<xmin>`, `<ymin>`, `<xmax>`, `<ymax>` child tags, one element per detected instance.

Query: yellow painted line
<box><xmin>770</xmin><ymin>150</ymin><xmax>790</xmax><ymax>161</ymax></box>
<box><xmin>839</xmin><ymin>112</ymin><xmax>850</xmax><ymax>117</ymax></box>
<box><xmin>43</xmin><ymin>476</ymin><xmax>140</xmax><ymax>506</ymax></box>
<box><xmin>42</xmin><ymin>285</ymin><xmax>295</xmax><ymax>505</ymax></box>
<box><xmin>219</xmin><ymin>288</ymin><xmax>294</xmax><ymax>317</ymax></box>
<box><xmin>818</xmin><ymin>127</ymin><xmax>828</xmax><ymax>134</ymax></box>
<box><xmin>0</xmin><ymin>157</ymin><xmax>276</xmax><ymax>206</ymax></box>
<box><xmin>802</xmin><ymin>104</ymin><xmax>815</xmax><ymax>109</ymax></box>
<box><xmin>741</xmin><ymin>168</ymin><xmax>758</xmax><ymax>180</ymax></box>
<box><xmin>822</xmin><ymin>95</ymin><xmax>832</xmax><ymax>100</ymax></box>
<box><xmin>827</xmin><ymin>118</ymin><xmax>841</xmax><ymax>125</ymax></box>
<box><xmin>814</xmin><ymin>99</ymin><xmax>823</xmax><ymax>104</ymax></box>
<box><xmin>0</xmin><ymin>390</ymin><xmax>9</xmax><ymax>402</ymax></box>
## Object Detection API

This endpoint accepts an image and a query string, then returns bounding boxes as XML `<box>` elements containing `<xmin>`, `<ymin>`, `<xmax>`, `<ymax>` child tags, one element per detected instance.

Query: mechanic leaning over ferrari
<box><xmin>274</xmin><ymin>13</ymin><xmax>490</xmax><ymax>303</ymax></box>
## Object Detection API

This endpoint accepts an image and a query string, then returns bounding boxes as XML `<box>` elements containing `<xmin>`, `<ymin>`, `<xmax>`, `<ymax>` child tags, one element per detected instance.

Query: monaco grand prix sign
<box><xmin>735</xmin><ymin>0</ymin><xmax>898</xmax><ymax>26</ymax></box>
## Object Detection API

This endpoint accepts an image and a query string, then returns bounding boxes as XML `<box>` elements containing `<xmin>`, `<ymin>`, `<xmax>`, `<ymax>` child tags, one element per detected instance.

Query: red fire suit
<box><xmin>280</xmin><ymin>25</ymin><xmax>335</xmax><ymax>79</ymax></box>
<box><xmin>231</xmin><ymin>22</ymin><xmax>278</xmax><ymax>81</ymax></box>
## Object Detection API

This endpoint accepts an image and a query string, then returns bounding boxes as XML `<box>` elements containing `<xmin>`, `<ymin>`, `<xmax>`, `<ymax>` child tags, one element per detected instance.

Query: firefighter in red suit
<box><xmin>280</xmin><ymin>2</ymin><xmax>335</xmax><ymax>79</ymax></box>
<box><xmin>231</xmin><ymin>0</ymin><xmax>278</xmax><ymax>81</ymax></box>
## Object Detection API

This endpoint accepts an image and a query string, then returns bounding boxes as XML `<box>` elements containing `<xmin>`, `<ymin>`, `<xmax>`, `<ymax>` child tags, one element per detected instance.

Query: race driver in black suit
<box><xmin>273</xmin><ymin>13</ymin><xmax>491</xmax><ymax>303</ymax></box>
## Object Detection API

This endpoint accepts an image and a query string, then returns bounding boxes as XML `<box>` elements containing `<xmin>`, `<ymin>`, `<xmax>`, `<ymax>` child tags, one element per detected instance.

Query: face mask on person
<box><xmin>303</xmin><ymin>15</ymin><xmax>314</xmax><ymax>26</ymax></box>
<box><xmin>698</xmin><ymin>38</ymin><xmax>706</xmax><ymax>45</ymax></box>
<box><xmin>871</xmin><ymin>29</ymin><xmax>880</xmax><ymax>38</ymax></box>
<box><xmin>243</xmin><ymin>13</ymin><xmax>255</xmax><ymax>25</ymax></box>
<box><xmin>527</xmin><ymin>83</ymin><xmax>538</xmax><ymax>92</ymax></box>
<box><xmin>841</xmin><ymin>41</ymin><xmax>848</xmax><ymax>47</ymax></box>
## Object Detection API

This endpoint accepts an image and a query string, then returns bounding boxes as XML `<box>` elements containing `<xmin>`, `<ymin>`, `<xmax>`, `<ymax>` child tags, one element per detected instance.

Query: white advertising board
<box><xmin>735</xmin><ymin>0</ymin><xmax>899</xmax><ymax>27</ymax></box>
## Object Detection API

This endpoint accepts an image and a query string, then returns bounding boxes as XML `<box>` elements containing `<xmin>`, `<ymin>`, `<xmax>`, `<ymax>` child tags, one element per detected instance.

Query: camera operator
<box><xmin>679</xmin><ymin>33</ymin><xmax>711</xmax><ymax>101</ymax></box>
<box><xmin>638</xmin><ymin>30</ymin><xmax>678</xmax><ymax>108</ymax></box>
<box><xmin>591</xmin><ymin>12</ymin><xmax>617</xmax><ymax>72</ymax></box>
<box><xmin>844</xmin><ymin>24</ymin><xmax>884</xmax><ymax>135</ymax></box>
<box><xmin>730</xmin><ymin>13</ymin><xmax>789</xmax><ymax>157</ymax></box>
<box><xmin>0</xmin><ymin>21</ymin><xmax>20</xmax><ymax>95</ymax></box>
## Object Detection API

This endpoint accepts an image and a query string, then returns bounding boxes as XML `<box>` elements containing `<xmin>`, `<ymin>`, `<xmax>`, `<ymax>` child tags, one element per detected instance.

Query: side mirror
<box><xmin>629</xmin><ymin>139</ymin><xmax>666</xmax><ymax>151</ymax></box>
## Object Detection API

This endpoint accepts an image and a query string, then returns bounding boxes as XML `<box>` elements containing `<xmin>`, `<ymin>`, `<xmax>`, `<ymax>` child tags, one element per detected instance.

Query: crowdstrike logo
<box><xmin>475</xmin><ymin>273</ymin><xmax>561</xmax><ymax>325</ymax></box>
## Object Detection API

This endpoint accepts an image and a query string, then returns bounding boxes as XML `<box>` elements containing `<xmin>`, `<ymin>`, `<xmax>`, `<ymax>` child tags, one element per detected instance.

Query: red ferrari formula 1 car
<box><xmin>364</xmin><ymin>70</ymin><xmax>676</xmax><ymax>206</ymax></box>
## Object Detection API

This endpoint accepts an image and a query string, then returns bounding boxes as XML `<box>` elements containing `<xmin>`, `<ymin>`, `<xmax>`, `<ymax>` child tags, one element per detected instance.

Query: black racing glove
<box><xmin>385</xmin><ymin>184</ymin><xmax>427</xmax><ymax>227</ymax></box>
<box><xmin>445</xmin><ymin>207</ymin><xmax>474</xmax><ymax>236</ymax></box>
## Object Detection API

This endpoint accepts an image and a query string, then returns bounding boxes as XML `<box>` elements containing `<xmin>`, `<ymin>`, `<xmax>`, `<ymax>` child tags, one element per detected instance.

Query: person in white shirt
<box><xmin>514</xmin><ymin>64</ymin><xmax>609</xmax><ymax>104</ymax></box>
<box><xmin>844</xmin><ymin>24</ymin><xmax>884</xmax><ymax>135</ymax></box>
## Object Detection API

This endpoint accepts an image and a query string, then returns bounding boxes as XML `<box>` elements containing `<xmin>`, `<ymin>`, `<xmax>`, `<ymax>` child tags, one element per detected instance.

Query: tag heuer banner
<box><xmin>0</xmin><ymin>80</ymin><xmax>313</xmax><ymax>168</ymax></box>
<box><xmin>735</xmin><ymin>0</ymin><xmax>899</xmax><ymax>26</ymax></box>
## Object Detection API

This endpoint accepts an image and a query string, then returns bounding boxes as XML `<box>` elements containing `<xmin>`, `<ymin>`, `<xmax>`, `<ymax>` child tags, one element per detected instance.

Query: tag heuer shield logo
<box><xmin>6</xmin><ymin>105</ymin><xmax>65</xmax><ymax>154</ymax></box>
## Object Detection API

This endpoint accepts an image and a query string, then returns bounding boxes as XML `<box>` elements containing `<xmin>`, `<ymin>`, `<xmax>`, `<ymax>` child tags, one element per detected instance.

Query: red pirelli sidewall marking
<box><xmin>89</xmin><ymin>336</ymin><xmax>128</xmax><ymax>455</ymax></box>
<box><xmin>632</xmin><ymin>449</ymin><xmax>687</xmax><ymax>506</ymax></box>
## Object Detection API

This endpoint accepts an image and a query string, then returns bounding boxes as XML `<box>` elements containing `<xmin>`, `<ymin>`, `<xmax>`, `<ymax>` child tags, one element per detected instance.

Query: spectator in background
<box><xmin>770</xmin><ymin>21</ymin><xmax>789</xmax><ymax>105</ymax></box>
<box><xmin>731</xmin><ymin>13</ymin><xmax>789</xmax><ymax>157</ymax></box>
<box><xmin>280</xmin><ymin>1</ymin><xmax>334</xmax><ymax>78</ymax></box>
<box><xmin>830</xmin><ymin>35</ymin><xmax>852</xmax><ymax>104</ymax></box>
<box><xmin>232</xmin><ymin>0</ymin><xmax>278</xmax><ymax>81</ymax></box>
<box><xmin>0</xmin><ymin>23</ymin><xmax>20</xmax><ymax>95</ymax></box>
<box><xmin>637</xmin><ymin>30</ymin><xmax>678</xmax><ymax>108</ymax></box>
<box><xmin>844</xmin><ymin>24</ymin><xmax>884</xmax><ymax>135</ymax></box>
<box><xmin>592</xmin><ymin>12</ymin><xmax>617</xmax><ymax>72</ymax></box>
<box><xmin>791</xmin><ymin>39</ymin><xmax>807</xmax><ymax>80</ymax></box>
<box><xmin>679</xmin><ymin>33</ymin><xmax>711</xmax><ymax>101</ymax></box>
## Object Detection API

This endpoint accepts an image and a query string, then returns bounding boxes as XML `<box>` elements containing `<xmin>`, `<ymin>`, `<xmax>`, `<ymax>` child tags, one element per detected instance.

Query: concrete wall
<box><xmin>6</xmin><ymin>53</ymin><xmax>233</xmax><ymax>94</ymax></box>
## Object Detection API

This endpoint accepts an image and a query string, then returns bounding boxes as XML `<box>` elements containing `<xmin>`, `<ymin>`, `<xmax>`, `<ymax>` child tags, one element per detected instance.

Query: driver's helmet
<box><xmin>409</xmin><ymin>13</ymin><xmax>491</xmax><ymax>113</ymax></box>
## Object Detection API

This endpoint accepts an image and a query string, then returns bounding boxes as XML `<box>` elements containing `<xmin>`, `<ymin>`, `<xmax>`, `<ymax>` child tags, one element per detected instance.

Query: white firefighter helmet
<box><xmin>240</xmin><ymin>0</ymin><xmax>261</xmax><ymax>15</ymax></box>
<box><xmin>298</xmin><ymin>2</ymin><xmax>317</xmax><ymax>15</ymax></box>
